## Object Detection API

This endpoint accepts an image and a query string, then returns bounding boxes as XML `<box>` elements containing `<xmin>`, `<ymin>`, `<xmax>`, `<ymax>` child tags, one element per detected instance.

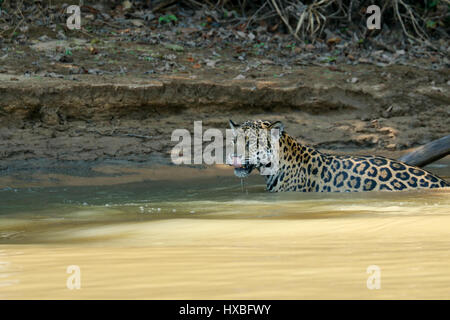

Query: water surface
<box><xmin>1</xmin><ymin>165</ymin><xmax>449</xmax><ymax>299</ymax></box>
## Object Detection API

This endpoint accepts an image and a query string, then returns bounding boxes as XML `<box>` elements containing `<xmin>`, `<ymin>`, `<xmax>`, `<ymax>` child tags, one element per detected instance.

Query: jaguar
<box><xmin>228</xmin><ymin>120</ymin><xmax>449</xmax><ymax>192</ymax></box>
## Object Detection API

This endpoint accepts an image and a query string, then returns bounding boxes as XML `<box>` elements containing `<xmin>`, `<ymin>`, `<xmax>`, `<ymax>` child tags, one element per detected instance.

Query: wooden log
<box><xmin>399</xmin><ymin>135</ymin><xmax>450</xmax><ymax>168</ymax></box>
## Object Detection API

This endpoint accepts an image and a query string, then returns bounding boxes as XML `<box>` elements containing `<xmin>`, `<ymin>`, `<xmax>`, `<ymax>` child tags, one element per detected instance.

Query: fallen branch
<box><xmin>399</xmin><ymin>135</ymin><xmax>450</xmax><ymax>168</ymax></box>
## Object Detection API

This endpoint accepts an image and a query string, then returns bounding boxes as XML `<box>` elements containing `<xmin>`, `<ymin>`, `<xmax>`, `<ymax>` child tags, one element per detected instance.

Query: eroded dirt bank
<box><xmin>0</xmin><ymin>63</ymin><xmax>449</xmax><ymax>186</ymax></box>
<box><xmin>0</xmin><ymin>1</ymin><xmax>448</xmax><ymax>182</ymax></box>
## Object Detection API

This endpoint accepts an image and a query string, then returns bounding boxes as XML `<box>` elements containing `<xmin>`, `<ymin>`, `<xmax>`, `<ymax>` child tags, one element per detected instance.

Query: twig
<box><xmin>270</xmin><ymin>0</ymin><xmax>300</xmax><ymax>40</ymax></box>
<box><xmin>123</xmin><ymin>133</ymin><xmax>153</xmax><ymax>140</ymax></box>
<box><xmin>88</xmin><ymin>129</ymin><xmax>153</xmax><ymax>140</ymax></box>
<box><xmin>243</xmin><ymin>0</ymin><xmax>267</xmax><ymax>30</ymax></box>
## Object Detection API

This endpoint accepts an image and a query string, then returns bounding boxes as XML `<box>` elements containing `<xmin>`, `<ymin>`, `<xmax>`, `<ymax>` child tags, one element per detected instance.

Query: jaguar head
<box><xmin>228</xmin><ymin>120</ymin><xmax>283</xmax><ymax>178</ymax></box>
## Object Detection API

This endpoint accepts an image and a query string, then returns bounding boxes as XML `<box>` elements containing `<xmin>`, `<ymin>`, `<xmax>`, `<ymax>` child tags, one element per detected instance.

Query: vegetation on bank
<box><xmin>0</xmin><ymin>0</ymin><xmax>448</xmax><ymax>47</ymax></box>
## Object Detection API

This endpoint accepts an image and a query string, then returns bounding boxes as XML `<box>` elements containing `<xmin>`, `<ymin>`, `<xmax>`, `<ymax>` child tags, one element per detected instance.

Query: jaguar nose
<box><xmin>227</xmin><ymin>154</ymin><xmax>244</xmax><ymax>168</ymax></box>
<box><xmin>232</xmin><ymin>156</ymin><xmax>243</xmax><ymax>168</ymax></box>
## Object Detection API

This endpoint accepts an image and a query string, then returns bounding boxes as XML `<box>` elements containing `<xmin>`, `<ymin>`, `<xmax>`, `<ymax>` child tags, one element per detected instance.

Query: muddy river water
<box><xmin>0</xmin><ymin>163</ymin><xmax>449</xmax><ymax>299</ymax></box>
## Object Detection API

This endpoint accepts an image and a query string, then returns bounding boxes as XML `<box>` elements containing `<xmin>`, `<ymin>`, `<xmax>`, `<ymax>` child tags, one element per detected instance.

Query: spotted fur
<box><xmin>229</xmin><ymin>120</ymin><xmax>449</xmax><ymax>192</ymax></box>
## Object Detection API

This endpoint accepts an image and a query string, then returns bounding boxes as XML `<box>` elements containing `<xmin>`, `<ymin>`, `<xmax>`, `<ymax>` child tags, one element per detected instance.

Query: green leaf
<box><xmin>322</xmin><ymin>56</ymin><xmax>337</xmax><ymax>63</ymax></box>
<box><xmin>426</xmin><ymin>20</ymin><xmax>437</xmax><ymax>28</ymax></box>
<box><xmin>159</xmin><ymin>14</ymin><xmax>177</xmax><ymax>24</ymax></box>
<box><xmin>428</xmin><ymin>0</ymin><xmax>439</xmax><ymax>8</ymax></box>
<box><xmin>164</xmin><ymin>43</ymin><xmax>184</xmax><ymax>52</ymax></box>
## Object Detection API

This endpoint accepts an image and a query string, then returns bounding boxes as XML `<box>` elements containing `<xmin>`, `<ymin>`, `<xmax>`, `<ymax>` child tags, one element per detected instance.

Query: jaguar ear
<box><xmin>229</xmin><ymin>120</ymin><xmax>238</xmax><ymax>135</ymax></box>
<box><xmin>268</xmin><ymin>121</ymin><xmax>284</xmax><ymax>133</ymax></box>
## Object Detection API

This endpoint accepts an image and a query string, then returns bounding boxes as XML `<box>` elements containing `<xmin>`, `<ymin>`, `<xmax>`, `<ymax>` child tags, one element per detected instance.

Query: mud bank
<box><xmin>0</xmin><ymin>64</ymin><xmax>449</xmax><ymax>175</ymax></box>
